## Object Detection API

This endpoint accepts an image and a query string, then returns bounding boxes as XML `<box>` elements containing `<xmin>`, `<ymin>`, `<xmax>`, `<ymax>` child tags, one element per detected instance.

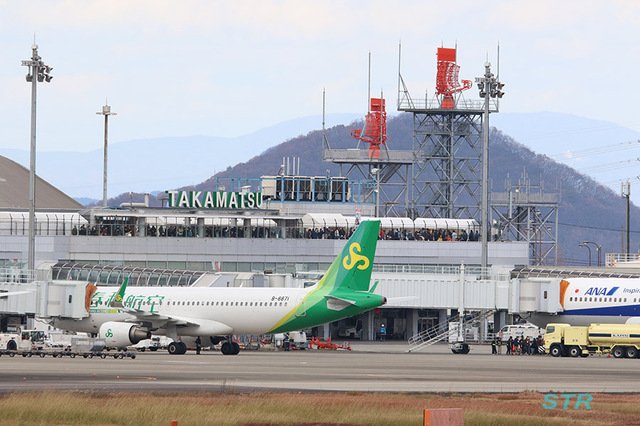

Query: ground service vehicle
<box><xmin>0</xmin><ymin>330</ymin><xmax>45</xmax><ymax>351</ymax></box>
<box><xmin>0</xmin><ymin>333</ymin><xmax>20</xmax><ymax>350</ymax></box>
<box><xmin>545</xmin><ymin>323</ymin><xmax>640</xmax><ymax>358</ymax></box>
<box><xmin>498</xmin><ymin>324</ymin><xmax>543</xmax><ymax>342</ymax></box>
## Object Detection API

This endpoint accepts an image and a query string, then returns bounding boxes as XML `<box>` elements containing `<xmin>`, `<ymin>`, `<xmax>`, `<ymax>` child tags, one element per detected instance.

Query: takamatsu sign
<box><xmin>165</xmin><ymin>190</ymin><xmax>263</xmax><ymax>209</ymax></box>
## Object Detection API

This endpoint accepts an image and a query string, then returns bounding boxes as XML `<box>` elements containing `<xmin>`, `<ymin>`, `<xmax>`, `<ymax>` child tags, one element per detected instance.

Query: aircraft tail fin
<box><xmin>317</xmin><ymin>220</ymin><xmax>380</xmax><ymax>294</ymax></box>
<box><xmin>267</xmin><ymin>220</ymin><xmax>384</xmax><ymax>334</ymax></box>
<box><xmin>110</xmin><ymin>277</ymin><xmax>128</xmax><ymax>308</ymax></box>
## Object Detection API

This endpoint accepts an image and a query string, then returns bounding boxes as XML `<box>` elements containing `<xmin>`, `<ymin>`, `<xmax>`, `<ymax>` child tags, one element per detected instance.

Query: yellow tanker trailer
<box><xmin>545</xmin><ymin>323</ymin><xmax>640</xmax><ymax>359</ymax></box>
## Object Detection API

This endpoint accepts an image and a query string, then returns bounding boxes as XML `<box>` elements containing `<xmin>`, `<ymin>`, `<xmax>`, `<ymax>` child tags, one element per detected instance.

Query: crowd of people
<box><xmin>491</xmin><ymin>335</ymin><xmax>545</xmax><ymax>355</ymax></box>
<box><xmin>70</xmin><ymin>221</ymin><xmax>483</xmax><ymax>243</ymax></box>
<box><xmin>305</xmin><ymin>226</ymin><xmax>481</xmax><ymax>241</ymax></box>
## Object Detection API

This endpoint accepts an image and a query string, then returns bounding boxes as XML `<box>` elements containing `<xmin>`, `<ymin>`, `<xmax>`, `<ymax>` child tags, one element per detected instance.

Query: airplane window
<box><xmin>182</xmin><ymin>301</ymin><xmax>185</xmax><ymax>305</ymax></box>
<box><xmin>250</xmin><ymin>302</ymin><xmax>253</xmax><ymax>306</ymax></box>
<box><xmin>569</xmin><ymin>297</ymin><xmax>572</xmax><ymax>302</ymax></box>
<box><xmin>196</xmin><ymin>302</ymin><xmax>200</xmax><ymax>306</ymax></box>
<box><xmin>235</xmin><ymin>302</ymin><xmax>239</xmax><ymax>306</ymax></box>
<box><xmin>260</xmin><ymin>302</ymin><xmax>263</xmax><ymax>306</ymax></box>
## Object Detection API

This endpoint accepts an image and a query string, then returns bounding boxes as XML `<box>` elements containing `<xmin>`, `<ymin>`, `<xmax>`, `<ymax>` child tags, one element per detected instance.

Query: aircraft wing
<box><xmin>119</xmin><ymin>306</ymin><xmax>234</xmax><ymax>335</ymax></box>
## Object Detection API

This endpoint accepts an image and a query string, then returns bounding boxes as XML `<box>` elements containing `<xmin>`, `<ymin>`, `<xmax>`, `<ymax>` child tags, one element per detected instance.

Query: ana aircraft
<box><xmin>527</xmin><ymin>277</ymin><xmax>640</xmax><ymax>327</ymax></box>
<box><xmin>51</xmin><ymin>220</ymin><xmax>386</xmax><ymax>355</ymax></box>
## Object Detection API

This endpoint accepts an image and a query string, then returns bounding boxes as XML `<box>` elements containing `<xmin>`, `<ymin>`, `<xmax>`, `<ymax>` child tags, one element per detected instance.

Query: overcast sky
<box><xmin>1</xmin><ymin>1</ymin><xmax>639</xmax><ymax>153</ymax></box>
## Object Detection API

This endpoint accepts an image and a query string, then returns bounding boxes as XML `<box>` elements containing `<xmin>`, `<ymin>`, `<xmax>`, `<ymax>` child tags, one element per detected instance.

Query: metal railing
<box><xmin>606</xmin><ymin>253</ymin><xmax>640</xmax><ymax>267</ymax></box>
<box><xmin>407</xmin><ymin>310</ymin><xmax>495</xmax><ymax>353</ymax></box>
<box><xmin>0</xmin><ymin>268</ymin><xmax>35</xmax><ymax>284</ymax></box>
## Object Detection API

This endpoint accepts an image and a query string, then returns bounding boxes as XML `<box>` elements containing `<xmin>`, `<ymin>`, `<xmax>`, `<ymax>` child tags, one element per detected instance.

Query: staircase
<box><xmin>407</xmin><ymin>310</ymin><xmax>495</xmax><ymax>353</ymax></box>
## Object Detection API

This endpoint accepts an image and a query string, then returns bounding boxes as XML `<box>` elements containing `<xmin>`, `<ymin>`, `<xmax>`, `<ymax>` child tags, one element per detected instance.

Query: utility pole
<box><xmin>21</xmin><ymin>44</ymin><xmax>52</xmax><ymax>271</ymax></box>
<box><xmin>97</xmin><ymin>103</ymin><xmax>117</xmax><ymax>207</ymax></box>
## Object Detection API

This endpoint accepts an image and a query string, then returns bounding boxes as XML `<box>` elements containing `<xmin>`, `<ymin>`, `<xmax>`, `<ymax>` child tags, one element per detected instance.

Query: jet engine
<box><xmin>98</xmin><ymin>322</ymin><xmax>151</xmax><ymax>348</ymax></box>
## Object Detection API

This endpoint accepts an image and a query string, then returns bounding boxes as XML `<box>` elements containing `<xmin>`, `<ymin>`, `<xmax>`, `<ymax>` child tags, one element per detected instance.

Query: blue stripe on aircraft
<box><xmin>564</xmin><ymin>304</ymin><xmax>640</xmax><ymax>316</ymax></box>
<box><xmin>606</xmin><ymin>287</ymin><xmax>620</xmax><ymax>296</ymax></box>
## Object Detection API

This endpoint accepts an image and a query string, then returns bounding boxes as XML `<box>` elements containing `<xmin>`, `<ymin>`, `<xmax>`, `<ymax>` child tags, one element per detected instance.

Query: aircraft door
<box><xmin>295</xmin><ymin>294</ymin><xmax>307</xmax><ymax>317</ymax></box>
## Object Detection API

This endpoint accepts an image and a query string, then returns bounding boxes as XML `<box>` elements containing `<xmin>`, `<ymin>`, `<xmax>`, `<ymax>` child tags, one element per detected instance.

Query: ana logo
<box><xmin>105</xmin><ymin>329</ymin><xmax>113</xmax><ymax>338</ymax></box>
<box><xmin>584</xmin><ymin>287</ymin><xmax>619</xmax><ymax>296</ymax></box>
<box><xmin>342</xmin><ymin>242</ymin><xmax>370</xmax><ymax>270</ymax></box>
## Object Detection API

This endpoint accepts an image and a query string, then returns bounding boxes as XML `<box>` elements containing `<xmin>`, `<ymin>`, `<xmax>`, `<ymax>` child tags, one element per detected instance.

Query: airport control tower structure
<box><xmin>398</xmin><ymin>46</ymin><xmax>499</xmax><ymax>220</ymax></box>
<box><xmin>323</xmin><ymin>90</ymin><xmax>414</xmax><ymax>217</ymax></box>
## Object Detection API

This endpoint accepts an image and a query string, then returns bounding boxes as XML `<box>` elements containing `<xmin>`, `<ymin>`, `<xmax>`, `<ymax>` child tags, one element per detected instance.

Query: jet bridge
<box><xmin>0</xmin><ymin>268</ymin><xmax>89</xmax><ymax>320</ymax></box>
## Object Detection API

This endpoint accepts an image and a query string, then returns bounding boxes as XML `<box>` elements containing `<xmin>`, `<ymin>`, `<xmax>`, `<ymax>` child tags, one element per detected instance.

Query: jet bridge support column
<box><xmin>408</xmin><ymin>309</ymin><xmax>419</xmax><ymax>339</ymax></box>
<box><xmin>364</xmin><ymin>310</ymin><xmax>375</xmax><ymax>341</ymax></box>
<box><xmin>494</xmin><ymin>311</ymin><xmax>506</xmax><ymax>336</ymax></box>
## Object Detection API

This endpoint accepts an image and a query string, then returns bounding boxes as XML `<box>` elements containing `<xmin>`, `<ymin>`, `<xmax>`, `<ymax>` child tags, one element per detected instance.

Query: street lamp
<box><xmin>21</xmin><ymin>44</ymin><xmax>53</xmax><ymax>271</ymax></box>
<box><xmin>583</xmin><ymin>241</ymin><xmax>601</xmax><ymax>267</ymax></box>
<box><xmin>97</xmin><ymin>103</ymin><xmax>117</xmax><ymax>207</ymax></box>
<box><xmin>579</xmin><ymin>243</ymin><xmax>592</xmax><ymax>267</ymax></box>
<box><xmin>475</xmin><ymin>62</ymin><xmax>504</xmax><ymax>271</ymax></box>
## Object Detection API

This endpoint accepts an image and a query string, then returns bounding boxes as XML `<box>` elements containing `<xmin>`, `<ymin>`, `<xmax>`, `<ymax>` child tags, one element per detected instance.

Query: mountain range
<box><xmin>1</xmin><ymin>111</ymin><xmax>639</xmax><ymax>266</ymax></box>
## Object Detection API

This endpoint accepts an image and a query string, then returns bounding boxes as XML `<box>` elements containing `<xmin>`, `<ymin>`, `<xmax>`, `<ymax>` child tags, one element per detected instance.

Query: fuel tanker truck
<box><xmin>545</xmin><ymin>323</ymin><xmax>640</xmax><ymax>358</ymax></box>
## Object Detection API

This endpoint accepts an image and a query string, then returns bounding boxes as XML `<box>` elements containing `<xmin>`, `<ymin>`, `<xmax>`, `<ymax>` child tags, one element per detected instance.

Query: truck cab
<box><xmin>544</xmin><ymin>323</ymin><xmax>576</xmax><ymax>357</ymax></box>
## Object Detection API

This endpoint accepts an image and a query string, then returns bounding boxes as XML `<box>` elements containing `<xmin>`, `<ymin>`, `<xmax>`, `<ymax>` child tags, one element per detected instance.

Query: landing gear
<box><xmin>168</xmin><ymin>341</ymin><xmax>188</xmax><ymax>355</ymax></box>
<box><xmin>221</xmin><ymin>340</ymin><xmax>240</xmax><ymax>355</ymax></box>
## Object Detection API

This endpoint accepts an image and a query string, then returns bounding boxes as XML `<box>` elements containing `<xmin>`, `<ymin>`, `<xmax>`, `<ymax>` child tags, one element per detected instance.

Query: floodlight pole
<box><xmin>475</xmin><ymin>62</ymin><xmax>504</xmax><ymax>274</ymax></box>
<box><xmin>97</xmin><ymin>104</ymin><xmax>117</xmax><ymax>207</ymax></box>
<box><xmin>22</xmin><ymin>44</ymin><xmax>52</xmax><ymax>271</ymax></box>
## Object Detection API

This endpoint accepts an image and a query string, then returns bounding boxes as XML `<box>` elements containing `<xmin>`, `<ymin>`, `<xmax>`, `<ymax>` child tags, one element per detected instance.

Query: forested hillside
<box><xmin>103</xmin><ymin>113</ymin><xmax>639</xmax><ymax>265</ymax></box>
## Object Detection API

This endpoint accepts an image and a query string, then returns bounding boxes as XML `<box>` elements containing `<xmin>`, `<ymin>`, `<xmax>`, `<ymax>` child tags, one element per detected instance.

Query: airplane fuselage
<box><xmin>527</xmin><ymin>277</ymin><xmax>640</xmax><ymax>327</ymax></box>
<box><xmin>53</xmin><ymin>285</ymin><xmax>311</xmax><ymax>336</ymax></box>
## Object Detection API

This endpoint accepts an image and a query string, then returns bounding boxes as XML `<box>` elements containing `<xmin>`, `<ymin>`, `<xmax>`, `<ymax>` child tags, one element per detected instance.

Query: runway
<box><xmin>1</xmin><ymin>342</ymin><xmax>639</xmax><ymax>394</ymax></box>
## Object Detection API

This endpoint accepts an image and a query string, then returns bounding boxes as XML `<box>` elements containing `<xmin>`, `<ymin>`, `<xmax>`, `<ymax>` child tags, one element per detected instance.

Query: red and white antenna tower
<box><xmin>435</xmin><ymin>47</ymin><xmax>472</xmax><ymax>109</ymax></box>
<box><xmin>351</xmin><ymin>97</ymin><xmax>387</xmax><ymax>158</ymax></box>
